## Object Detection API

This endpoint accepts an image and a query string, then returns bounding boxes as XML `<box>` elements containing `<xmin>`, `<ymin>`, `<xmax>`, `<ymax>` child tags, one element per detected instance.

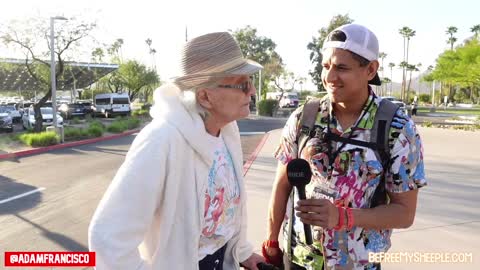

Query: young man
<box><xmin>263</xmin><ymin>24</ymin><xmax>426</xmax><ymax>270</ymax></box>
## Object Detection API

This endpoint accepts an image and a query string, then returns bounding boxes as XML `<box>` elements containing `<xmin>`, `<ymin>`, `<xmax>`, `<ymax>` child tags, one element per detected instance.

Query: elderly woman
<box><xmin>88</xmin><ymin>32</ymin><xmax>265</xmax><ymax>270</ymax></box>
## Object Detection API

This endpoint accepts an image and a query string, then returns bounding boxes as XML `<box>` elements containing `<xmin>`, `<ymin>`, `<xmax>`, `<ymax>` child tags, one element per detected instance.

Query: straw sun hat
<box><xmin>173</xmin><ymin>32</ymin><xmax>263</xmax><ymax>90</ymax></box>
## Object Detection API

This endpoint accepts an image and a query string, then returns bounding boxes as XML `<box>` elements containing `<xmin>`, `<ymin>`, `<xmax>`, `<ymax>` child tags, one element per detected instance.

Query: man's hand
<box><xmin>295</xmin><ymin>199</ymin><xmax>339</xmax><ymax>228</ymax></box>
<box><xmin>241</xmin><ymin>253</ymin><xmax>265</xmax><ymax>270</ymax></box>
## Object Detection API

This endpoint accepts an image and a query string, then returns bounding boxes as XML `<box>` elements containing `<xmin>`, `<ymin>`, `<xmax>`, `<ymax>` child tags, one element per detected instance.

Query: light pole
<box><xmin>50</xmin><ymin>16</ymin><xmax>67</xmax><ymax>129</ymax></box>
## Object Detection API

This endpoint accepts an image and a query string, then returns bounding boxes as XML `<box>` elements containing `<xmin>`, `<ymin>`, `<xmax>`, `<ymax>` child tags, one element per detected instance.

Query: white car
<box><xmin>381</xmin><ymin>96</ymin><xmax>406</xmax><ymax>113</ymax></box>
<box><xmin>279</xmin><ymin>93</ymin><xmax>300</xmax><ymax>108</ymax></box>
<box><xmin>22</xmin><ymin>107</ymin><xmax>64</xmax><ymax>130</ymax></box>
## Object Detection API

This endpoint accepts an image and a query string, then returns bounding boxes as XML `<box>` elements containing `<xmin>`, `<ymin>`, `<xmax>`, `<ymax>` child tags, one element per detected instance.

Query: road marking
<box><xmin>0</xmin><ymin>187</ymin><xmax>46</xmax><ymax>205</ymax></box>
<box><xmin>240</xmin><ymin>132</ymin><xmax>266</xmax><ymax>135</ymax></box>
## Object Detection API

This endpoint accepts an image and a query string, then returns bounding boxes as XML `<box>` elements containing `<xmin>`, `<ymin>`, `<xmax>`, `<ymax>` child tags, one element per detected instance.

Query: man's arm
<box><xmin>353</xmin><ymin>189</ymin><xmax>418</xmax><ymax>229</ymax></box>
<box><xmin>296</xmin><ymin>189</ymin><xmax>419</xmax><ymax>230</ymax></box>
<box><xmin>266</xmin><ymin>162</ymin><xmax>292</xmax><ymax>254</ymax></box>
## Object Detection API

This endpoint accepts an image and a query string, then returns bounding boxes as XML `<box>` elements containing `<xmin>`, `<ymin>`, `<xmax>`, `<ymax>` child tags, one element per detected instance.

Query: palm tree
<box><xmin>379</xmin><ymin>52</ymin><xmax>387</xmax><ymax>96</ymax></box>
<box><xmin>446</xmin><ymin>26</ymin><xmax>458</xmax><ymax>50</ymax></box>
<box><xmin>406</xmin><ymin>63</ymin><xmax>421</xmax><ymax>102</ymax></box>
<box><xmin>471</xmin><ymin>24</ymin><xmax>480</xmax><ymax>39</ymax></box>
<box><xmin>399</xmin><ymin>27</ymin><xmax>416</xmax><ymax>102</ymax></box>
<box><xmin>388</xmin><ymin>62</ymin><xmax>395</xmax><ymax>96</ymax></box>
<box><xmin>145</xmin><ymin>38</ymin><xmax>157</xmax><ymax>72</ymax></box>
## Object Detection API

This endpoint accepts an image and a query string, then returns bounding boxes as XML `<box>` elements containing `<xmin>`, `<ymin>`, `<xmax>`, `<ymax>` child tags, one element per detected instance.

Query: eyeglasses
<box><xmin>217</xmin><ymin>80</ymin><xmax>252</xmax><ymax>94</ymax></box>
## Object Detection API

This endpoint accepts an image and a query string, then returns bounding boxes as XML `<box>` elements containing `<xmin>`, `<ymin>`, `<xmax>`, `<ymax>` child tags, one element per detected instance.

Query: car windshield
<box><xmin>0</xmin><ymin>106</ymin><xmax>11</xmax><ymax>113</ymax></box>
<box><xmin>29</xmin><ymin>107</ymin><xmax>54</xmax><ymax>115</ymax></box>
<box><xmin>112</xmin><ymin>98</ymin><xmax>129</xmax><ymax>104</ymax></box>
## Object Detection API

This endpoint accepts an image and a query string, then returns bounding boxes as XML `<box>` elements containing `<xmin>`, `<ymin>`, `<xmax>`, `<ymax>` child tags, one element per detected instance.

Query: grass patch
<box><xmin>422</xmin><ymin>121</ymin><xmax>433</xmax><ymax>127</ymax></box>
<box><xmin>107</xmin><ymin>117</ymin><xmax>141</xmax><ymax>133</ymax></box>
<box><xmin>71</xmin><ymin>117</ymin><xmax>82</xmax><ymax>124</ymax></box>
<box><xmin>64</xmin><ymin>122</ymin><xmax>104</xmax><ymax>141</ymax></box>
<box><xmin>132</xmin><ymin>109</ymin><xmax>150</xmax><ymax>118</ymax></box>
<box><xmin>19</xmin><ymin>131</ymin><xmax>59</xmax><ymax>147</ymax></box>
<box><xmin>418</xmin><ymin>107</ymin><xmax>480</xmax><ymax>115</ymax></box>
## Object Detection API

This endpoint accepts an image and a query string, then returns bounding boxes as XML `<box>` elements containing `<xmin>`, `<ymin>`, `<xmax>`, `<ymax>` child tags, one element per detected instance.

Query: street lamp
<box><xmin>50</xmin><ymin>16</ymin><xmax>67</xmax><ymax>129</ymax></box>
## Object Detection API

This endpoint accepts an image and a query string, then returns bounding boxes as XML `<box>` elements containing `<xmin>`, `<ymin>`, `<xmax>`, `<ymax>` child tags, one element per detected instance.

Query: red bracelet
<box><xmin>346</xmin><ymin>207</ymin><xmax>354</xmax><ymax>230</ymax></box>
<box><xmin>263</xmin><ymin>240</ymin><xmax>279</xmax><ymax>248</ymax></box>
<box><xmin>333</xmin><ymin>205</ymin><xmax>344</xmax><ymax>230</ymax></box>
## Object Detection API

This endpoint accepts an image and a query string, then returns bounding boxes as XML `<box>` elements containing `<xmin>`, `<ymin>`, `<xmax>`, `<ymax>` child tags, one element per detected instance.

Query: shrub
<box><xmin>107</xmin><ymin>121</ymin><xmax>128</xmax><ymax>133</ymax></box>
<box><xmin>132</xmin><ymin>109</ymin><xmax>150</xmax><ymax>118</ymax></box>
<box><xmin>71</xmin><ymin>117</ymin><xmax>82</xmax><ymax>124</ymax></box>
<box><xmin>19</xmin><ymin>131</ymin><xmax>59</xmax><ymax>147</ymax></box>
<box><xmin>126</xmin><ymin>117</ymin><xmax>141</xmax><ymax>129</ymax></box>
<box><xmin>89</xmin><ymin>120</ymin><xmax>105</xmax><ymax>130</ymax></box>
<box><xmin>257</xmin><ymin>99</ymin><xmax>278</xmax><ymax>116</ymax></box>
<box><xmin>107</xmin><ymin>117</ymin><xmax>141</xmax><ymax>133</ymax></box>
<box><xmin>422</xmin><ymin>121</ymin><xmax>433</xmax><ymax>128</ymax></box>
<box><xmin>87</xmin><ymin>125</ymin><xmax>104</xmax><ymax>137</ymax></box>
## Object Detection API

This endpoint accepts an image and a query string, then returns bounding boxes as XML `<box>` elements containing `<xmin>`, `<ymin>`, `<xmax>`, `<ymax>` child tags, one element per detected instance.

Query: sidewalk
<box><xmin>243</xmin><ymin>129</ymin><xmax>282</xmax><ymax>253</ymax></box>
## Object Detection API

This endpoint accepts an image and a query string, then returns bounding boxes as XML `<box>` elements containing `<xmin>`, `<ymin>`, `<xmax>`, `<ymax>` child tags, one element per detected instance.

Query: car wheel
<box><xmin>8</xmin><ymin>126</ymin><xmax>13</xmax><ymax>133</ymax></box>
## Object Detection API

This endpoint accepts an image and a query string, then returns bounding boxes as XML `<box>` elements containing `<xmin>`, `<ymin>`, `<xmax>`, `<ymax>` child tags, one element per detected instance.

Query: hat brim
<box><xmin>173</xmin><ymin>59</ymin><xmax>263</xmax><ymax>90</ymax></box>
<box><xmin>369</xmin><ymin>73</ymin><xmax>381</xmax><ymax>86</ymax></box>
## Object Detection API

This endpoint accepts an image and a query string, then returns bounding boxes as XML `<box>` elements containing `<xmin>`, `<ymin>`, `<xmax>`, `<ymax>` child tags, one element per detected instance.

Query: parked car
<box><xmin>94</xmin><ymin>93</ymin><xmax>131</xmax><ymax>118</ymax></box>
<box><xmin>279</xmin><ymin>93</ymin><xmax>300</xmax><ymax>108</ymax></box>
<box><xmin>77</xmin><ymin>100</ymin><xmax>95</xmax><ymax>115</ymax></box>
<box><xmin>22</xmin><ymin>107</ymin><xmax>64</xmax><ymax>130</ymax></box>
<box><xmin>2</xmin><ymin>105</ymin><xmax>22</xmax><ymax>122</ymax></box>
<box><xmin>58</xmin><ymin>103</ymin><xmax>87</xmax><ymax>119</ymax></box>
<box><xmin>381</xmin><ymin>96</ymin><xmax>406</xmax><ymax>113</ymax></box>
<box><xmin>0</xmin><ymin>106</ymin><xmax>14</xmax><ymax>132</ymax></box>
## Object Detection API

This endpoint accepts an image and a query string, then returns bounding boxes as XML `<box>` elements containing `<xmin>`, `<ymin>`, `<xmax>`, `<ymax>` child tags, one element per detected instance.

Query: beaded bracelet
<box><xmin>333</xmin><ymin>205</ymin><xmax>345</xmax><ymax>230</ymax></box>
<box><xmin>346</xmin><ymin>207</ymin><xmax>354</xmax><ymax>230</ymax></box>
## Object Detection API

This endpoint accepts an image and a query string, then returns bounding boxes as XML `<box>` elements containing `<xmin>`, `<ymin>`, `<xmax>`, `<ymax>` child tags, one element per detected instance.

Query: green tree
<box><xmin>446</xmin><ymin>26</ymin><xmax>458</xmax><ymax>50</ymax></box>
<box><xmin>307</xmin><ymin>14</ymin><xmax>354</xmax><ymax>91</ymax></box>
<box><xmin>378</xmin><ymin>52</ymin><xmax>387</xmax><ymax>96</ymax></box>
<box><xmin>388</xmin><ymin>62</ymin><xmax>395</xmax><ymax>95</ymax></box>
<box><xmin>231</xmin><ymin>26</ymin><xmax>283</xmax><ymax>96</ymax></box>
<box><xmin>1</xmin><ymin>17</ymin><xmax>96</xmax><ymax>132</ymax></box>
<box><xmin>406</xmin><ymin>63</ymin><xmax>421</xmax><ymax>102</ymax></box>
<box><xmin>108</xmin><ymin>60</ymin><xmax>159</xmax><ymax>101</ymax></box>
<box><xmin>399</xmin><ymin>26</ymin><xmax>416</xmax><ymax>102</ymax></box>
<box><xmin>430</xmin><ymin>39</ymin><xmax>480</xmax><ymax>103</ymax></box>
<box><xmin>472</xmin><ymin>24</ymin><xmax>480</xmax><ymax>39</ymax></box>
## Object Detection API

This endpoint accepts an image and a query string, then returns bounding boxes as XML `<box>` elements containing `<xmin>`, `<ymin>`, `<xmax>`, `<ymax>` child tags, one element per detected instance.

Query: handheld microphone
<box><xmin>287</xmin><ymin>158</ymin><xmax>313</xmax><ymax>245</ymax></box>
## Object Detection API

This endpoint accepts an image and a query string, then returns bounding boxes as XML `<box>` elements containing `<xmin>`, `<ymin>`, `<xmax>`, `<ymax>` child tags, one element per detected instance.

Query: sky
<box><xmin>0</xmin><ymin>0</ymin><xmax>478</xmax><ymax>91</ymax></box>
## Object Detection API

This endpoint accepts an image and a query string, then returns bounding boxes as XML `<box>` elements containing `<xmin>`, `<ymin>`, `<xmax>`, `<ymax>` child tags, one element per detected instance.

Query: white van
<box><xmin>94</xmin><ymin>93</ymin><xmax>131</xmax><ymax>118</ymax></box>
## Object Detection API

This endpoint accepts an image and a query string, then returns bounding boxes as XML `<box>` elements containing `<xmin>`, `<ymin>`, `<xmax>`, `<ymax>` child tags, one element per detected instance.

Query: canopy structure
<box><xmin>0</xmin><ymin>58</ymin><xmax>118</xmax><ymax>91</ymax></box>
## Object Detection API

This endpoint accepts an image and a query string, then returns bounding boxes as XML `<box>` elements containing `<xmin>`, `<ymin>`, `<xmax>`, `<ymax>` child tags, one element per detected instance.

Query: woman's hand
<box><xmin>241</xmin><ymin>252</ymin><xmax>265</xmax><ymax>270</ymax></box>
<box><xmin>295</xmin><ymin>199</ymin><xmax>339</xmax><ymax>228</ymax></box>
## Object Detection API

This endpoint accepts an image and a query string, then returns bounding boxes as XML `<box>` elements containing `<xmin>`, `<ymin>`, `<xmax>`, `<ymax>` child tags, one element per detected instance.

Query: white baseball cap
<box><xmin>322</xmin><ymin>24</ymin><xmax>381</xmax><ymax>85</ymax></box>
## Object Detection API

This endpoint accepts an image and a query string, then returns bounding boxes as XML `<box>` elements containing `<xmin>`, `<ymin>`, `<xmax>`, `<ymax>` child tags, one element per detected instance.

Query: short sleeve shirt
<box><xmin>274</xmin><ymin>92</ymin><xmax>427</xmax><ymax>270</ymax></box>
<box><xmin>198</xmin><ymin>134</ymin><xmax>241</xmax><ymax>260</ymax></box>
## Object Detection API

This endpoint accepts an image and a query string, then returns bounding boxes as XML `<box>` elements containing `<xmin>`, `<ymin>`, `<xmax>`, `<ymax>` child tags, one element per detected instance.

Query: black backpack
<box><xmin>286</xmin><ymin>98</ymin><xmax>399</xmax><ymax>260</ymax></box>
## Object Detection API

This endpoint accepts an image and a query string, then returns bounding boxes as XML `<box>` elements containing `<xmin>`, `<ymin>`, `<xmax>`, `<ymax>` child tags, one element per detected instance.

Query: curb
<box><xmin>0</xmin><ymin>129</ymin><xmax>140</xmax><ymax>160</ymax></box>
<box><xmin>243</xmin><ymin>132</ymin><xmax>270</xmax><ymax>176</ymax></box>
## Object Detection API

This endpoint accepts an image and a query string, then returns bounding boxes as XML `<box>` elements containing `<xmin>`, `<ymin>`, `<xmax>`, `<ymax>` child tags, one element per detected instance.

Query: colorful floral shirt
<box><xmin>199</xmin><ymin>134</ymin><xmax>241</xmax><ymax>260</ymax></box>
<box><xmin>274</xmin><ymin>92</ymin><xmax>427</xmax><ymax>270</ymax></box>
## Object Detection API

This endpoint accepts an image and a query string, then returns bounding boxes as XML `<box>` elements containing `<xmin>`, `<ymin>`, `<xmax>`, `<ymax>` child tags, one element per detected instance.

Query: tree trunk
<box><xmin>407</xmin><ymin>71</ymin><xmax>413</xmax><ymax>103</ymax></box>
<box><xmin>33</xmin><ymin>90</ymin><xmax>52</xmax><ymax>132</ymax></box>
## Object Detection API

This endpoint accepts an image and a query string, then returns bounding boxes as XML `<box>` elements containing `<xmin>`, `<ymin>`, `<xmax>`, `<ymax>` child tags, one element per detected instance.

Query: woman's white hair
<box><xmin>179</xmin><ymin>88</ymin><xmax>210</xmax><ymax>120</ymax></box>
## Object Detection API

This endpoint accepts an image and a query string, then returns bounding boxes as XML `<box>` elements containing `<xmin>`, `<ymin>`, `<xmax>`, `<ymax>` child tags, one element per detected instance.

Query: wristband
<box><xmin>333</xmin><ymin>205</ymin><xmax>344</xmax><ymax>230</ymax></box>
<box><xmin>263</xmin><ymin>240</ymin><xmax>279</xmax><ymax>248</ymax></box>
<box><xmin>346</xmin><ymin>207</ymin><xmax>354</xmax><ymax>230</ymax></box>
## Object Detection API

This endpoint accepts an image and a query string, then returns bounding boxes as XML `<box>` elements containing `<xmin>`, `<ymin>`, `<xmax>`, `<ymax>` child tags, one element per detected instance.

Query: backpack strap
<box><xmin>370</xmin><ymin>98</ymin><xmax>399</xmax><ymax>207</ymax></box>
<box><xmin>297</xmin><ymin>98</ymin><xmax>321</xmax><ymax>157</ymax></box>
